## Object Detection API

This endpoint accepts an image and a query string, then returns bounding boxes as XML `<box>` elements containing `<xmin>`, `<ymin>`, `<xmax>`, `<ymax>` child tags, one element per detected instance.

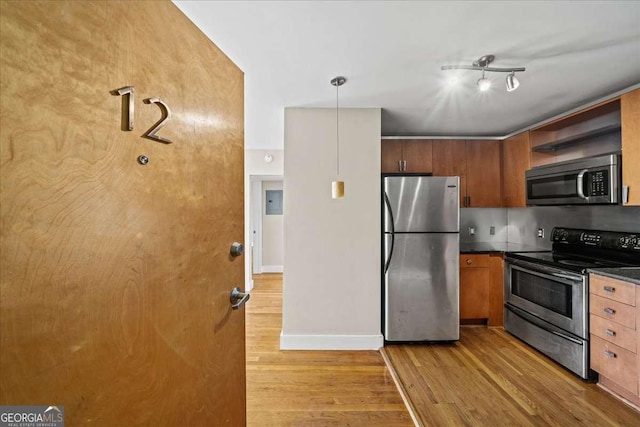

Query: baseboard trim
<box><xmin>261</xmin><ymin>265</ymin><xmax>283</xmax><ymax>273</ymax></box>
<box><xmin>279</xmin><ymin>332</ymin><xmax>384</xmax><ymax>350</ymax></box>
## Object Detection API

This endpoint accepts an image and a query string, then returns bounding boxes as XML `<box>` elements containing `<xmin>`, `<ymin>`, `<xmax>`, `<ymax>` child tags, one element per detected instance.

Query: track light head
<box><xmin>477</xmin><ymin>70</ymin><xmax>491</xmax><ymax>91</ymax></box>
<box><xmin>506</xmin><ymin>72</ymin><xmax>520</xmax><ymax>92</ymax></box>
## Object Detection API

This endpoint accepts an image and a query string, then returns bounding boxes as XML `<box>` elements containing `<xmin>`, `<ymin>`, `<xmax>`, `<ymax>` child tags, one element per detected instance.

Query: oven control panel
<box><xmin>552</xmin><ymin>227</ymin><xmax>640</xmax><ymax>251</ymax></box>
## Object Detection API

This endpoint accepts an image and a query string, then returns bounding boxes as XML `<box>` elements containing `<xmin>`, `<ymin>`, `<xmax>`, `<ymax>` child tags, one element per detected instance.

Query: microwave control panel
<box><xmin>587</xmin><ymin>171</ymin><xmax>608</xmax><ymax>196</ymax></box>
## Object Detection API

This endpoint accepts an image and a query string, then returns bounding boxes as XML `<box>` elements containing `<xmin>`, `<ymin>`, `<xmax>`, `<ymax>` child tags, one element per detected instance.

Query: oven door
<box><xmin>505</xmin><ymin>258</ymin><xmax>587</xmax><ymax>339</ymax></box>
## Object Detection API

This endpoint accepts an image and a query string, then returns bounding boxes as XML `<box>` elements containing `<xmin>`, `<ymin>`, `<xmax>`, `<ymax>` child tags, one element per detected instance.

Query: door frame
<box><xmin>248</xmin><ymin>174</ymin><xmax>283</xmax><ymax>290</ymax></box>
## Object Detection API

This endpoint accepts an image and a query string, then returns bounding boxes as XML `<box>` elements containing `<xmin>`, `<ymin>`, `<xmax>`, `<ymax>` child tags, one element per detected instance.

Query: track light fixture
<box><xmin>441</xmin><ymin>55</ymin><xmax>525</xmax><ymax>92</ymax></box>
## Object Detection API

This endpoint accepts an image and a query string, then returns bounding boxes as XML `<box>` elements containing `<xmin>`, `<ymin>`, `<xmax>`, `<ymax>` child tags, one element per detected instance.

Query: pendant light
<box><xmin>331</xmin><ymin>76</ymin><xmax>346</xmax><ymax>199</ymax></box>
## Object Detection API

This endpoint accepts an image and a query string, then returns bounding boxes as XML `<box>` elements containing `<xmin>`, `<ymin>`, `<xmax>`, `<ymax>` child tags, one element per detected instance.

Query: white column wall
<box><xmin>282</xmin><ymin>107</ymin><xmax>382</xmax><ymax>350</ymax></box>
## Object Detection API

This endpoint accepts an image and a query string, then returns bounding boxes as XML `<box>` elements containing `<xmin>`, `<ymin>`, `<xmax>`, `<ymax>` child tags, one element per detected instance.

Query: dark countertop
<box><xmin>588</xmin><ymin>268</ymin><xmax>640</xmax><ymax>285</ymax></box>
<box><xmin>460</xmin><ymin>242</ymin><xmax>549</xmax><ymax>254</ymax></box>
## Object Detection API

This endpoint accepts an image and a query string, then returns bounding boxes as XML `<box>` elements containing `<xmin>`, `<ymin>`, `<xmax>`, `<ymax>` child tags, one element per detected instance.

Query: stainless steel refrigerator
<box><xmin>383</xmin><ymin>175</ymin><xmax>460</xmax><ymax>342</ymax></box>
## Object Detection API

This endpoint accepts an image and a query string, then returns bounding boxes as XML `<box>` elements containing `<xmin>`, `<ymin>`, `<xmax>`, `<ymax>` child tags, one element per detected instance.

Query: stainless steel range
<box><xmin>505</xmin><ymin>227</ymin><xmax>640</xmax><ymax>379</ymax></box>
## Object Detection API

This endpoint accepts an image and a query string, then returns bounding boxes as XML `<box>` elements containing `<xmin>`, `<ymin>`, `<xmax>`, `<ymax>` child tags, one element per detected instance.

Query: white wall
<box><xmin>244</xmin><ymin>149</ymin><xmax>283</xmax><ymax>289</ymax></box>
<box><xmin>282</xmin><ymin>107</ymin><xmax>382</xmax><ymax>350</ymax></box>
<box><xmin>262</xmin><ymin>180</ymin><xmax>284</xmax><ymax>271</ymax></box>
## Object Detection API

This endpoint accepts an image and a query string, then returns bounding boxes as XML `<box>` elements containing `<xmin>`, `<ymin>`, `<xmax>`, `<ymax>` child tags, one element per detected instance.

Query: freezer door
<box><xmin>384</xmin><ymin>233</ymin><xmax>459</xmax><ymax>341</ymax></box>
<box><xmin>384</xmin><ymin>176</ymin><xmax>459</xmax><ymax>233</ymax></box>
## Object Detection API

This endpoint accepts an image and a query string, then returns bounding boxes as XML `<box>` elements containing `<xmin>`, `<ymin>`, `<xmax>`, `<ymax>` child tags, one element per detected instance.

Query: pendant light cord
<box><xmin>336</xmin><ymin>81</ymin><xmax>340</xmax><ymax>176</ymax></box>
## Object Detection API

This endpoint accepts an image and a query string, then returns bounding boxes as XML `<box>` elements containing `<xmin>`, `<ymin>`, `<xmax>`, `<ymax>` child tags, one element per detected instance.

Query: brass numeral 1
<box><xmin>114</xmin><ymin>86</ymin><xmax>134</xmax><ymax>131</ymax></box>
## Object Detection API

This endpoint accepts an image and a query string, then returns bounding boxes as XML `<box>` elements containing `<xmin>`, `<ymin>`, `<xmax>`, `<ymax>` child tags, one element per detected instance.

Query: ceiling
<box><xmin>174</xmin><ymin>1</ymin><xmax>640</xmax><ymax>150</ymax></box>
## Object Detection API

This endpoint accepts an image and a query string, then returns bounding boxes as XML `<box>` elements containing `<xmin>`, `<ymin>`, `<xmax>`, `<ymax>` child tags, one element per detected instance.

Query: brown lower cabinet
<box><xmin>459</xmin><ymin>253</ymin><xmax>504</xmax><ymax>326</ymax></box>
<box><xmin>589</xmin><ymin>273</ymin><xmax>640</xmax><ymax>407</ymax></box>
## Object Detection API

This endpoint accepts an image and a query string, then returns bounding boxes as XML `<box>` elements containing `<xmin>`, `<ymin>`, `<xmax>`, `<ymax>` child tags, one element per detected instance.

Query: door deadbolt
<box><xmin>230</xmin><ymin>242</ymin><xmax>244</xmax><ymax>257</ymax></box>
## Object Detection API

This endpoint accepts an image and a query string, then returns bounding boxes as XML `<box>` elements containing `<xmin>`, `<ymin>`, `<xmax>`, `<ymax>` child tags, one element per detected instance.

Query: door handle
<box><xmin>230</xmin><ymin>287</ymin><xmax>250</xmax><ymax>310</ymax></box>
<box><xmin>576</xmin><ymin>169</ymin><xmax>589</xmax><ymax>200</ymax></box>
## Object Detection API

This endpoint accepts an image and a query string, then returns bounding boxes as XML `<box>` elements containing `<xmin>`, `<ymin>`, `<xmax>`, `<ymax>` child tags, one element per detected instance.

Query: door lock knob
<box><xmin>230</xmin><ymin>242</ymin><xmax>244</xmax><ymax>257</ymax></box>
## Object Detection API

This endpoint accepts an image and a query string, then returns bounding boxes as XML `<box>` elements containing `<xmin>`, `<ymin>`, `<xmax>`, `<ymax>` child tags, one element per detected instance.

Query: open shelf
<box><xmin>530</xmin><ymin>100</ymin><xmax>621</xmax><ymax>153</ymax></box>
<box><xmin>532</xmin><ymin>124</ymin><xmax>620</xmax><ymax>152</ymax></box>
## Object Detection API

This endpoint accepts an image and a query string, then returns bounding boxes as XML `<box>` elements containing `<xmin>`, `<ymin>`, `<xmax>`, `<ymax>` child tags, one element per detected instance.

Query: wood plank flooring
<box><xmin>247</xmin><ymin>274</ymin><xmax>639</xmax><ymax>426</ymax></box>
<box><xmin>246</xmin><ymin>274</ymin><xmax>413</xmax><ymax>426</ymax></box>
<box><xmin>384</xmin><ymin>327</ymin><xmax>640</xmax><ymax>426</ymax></box>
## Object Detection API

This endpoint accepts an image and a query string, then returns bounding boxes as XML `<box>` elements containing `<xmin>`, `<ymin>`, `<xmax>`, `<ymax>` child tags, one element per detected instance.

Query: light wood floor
<box><xmin>247</xmin><ymin>274</ymin><xmax>639</xmax><ymax>426</ymax></box>
<box><xmin>384</xmin><ymin>328</ymin><xmax>640</xmax><ymax>426</ymax></box>
<box><xmin>246</xmin><ymin>273</ymin><xmax>413</xmax><ymax>426</ymax></box>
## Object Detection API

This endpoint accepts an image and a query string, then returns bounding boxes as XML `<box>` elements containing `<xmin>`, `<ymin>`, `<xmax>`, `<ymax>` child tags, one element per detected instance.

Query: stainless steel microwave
<box><xmin>525</xmin><ymin>154</ymin><xmax>619</xmax><ymax>205</ymax></box>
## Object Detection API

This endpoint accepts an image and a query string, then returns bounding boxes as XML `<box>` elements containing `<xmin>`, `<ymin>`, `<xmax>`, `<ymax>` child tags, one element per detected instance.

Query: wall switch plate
<box><xmin>537</xmin><ymin>228</ymin><xmax>545</xmax><ymax>238</ymax></box>
<box><xmin>469</xmin><ymin>226</ymin><xmax>475</xmax><ymax>236</ymax></box>
<box><xmin>490</xmin><ymin>226</ymin><xmax>495</xmax><ymax>235</ymax></box>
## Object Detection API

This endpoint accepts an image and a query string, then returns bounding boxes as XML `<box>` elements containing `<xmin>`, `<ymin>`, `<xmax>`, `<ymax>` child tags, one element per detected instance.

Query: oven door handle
<box><xmin>510</xmin><ymin>264</ymin><xmax>583</xmax><ymax>285</ymax></box>
<box><xmin>576</xmin><ymin>169</ymin><xmax>589</xmax><ymax>200</ymax></box>
<box><xmin>551</xmin><ymin>272</ymin><xmax>583</xmax><ymax>281</ymax></box>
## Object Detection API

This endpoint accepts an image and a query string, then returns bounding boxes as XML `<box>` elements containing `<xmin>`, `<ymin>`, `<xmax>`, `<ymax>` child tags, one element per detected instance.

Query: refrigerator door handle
<box><xmin>384</xmin><ymin>192</ymin><xmax>395</xmax><ymax>274</ymax></box>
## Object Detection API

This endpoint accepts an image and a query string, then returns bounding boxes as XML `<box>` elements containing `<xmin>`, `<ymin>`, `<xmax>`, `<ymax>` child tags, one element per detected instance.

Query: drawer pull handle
<box><xmin>603</xmin><ymin>307</ymin><xmax>615</xmax><ymax>315</ymax></box>
<box><xmin>603</xmin><ymin>286</ymin><xmax>615</xmax><ymax>293</ymax></box>
<box><xmin>604</xmin><ymin>329</ymin><xmax>616</xmax><ymax>336</ymax></box>
<box><xmin>604</xmin><ymin>350</ymin><xmax>616</xmax><ymax>358</ymax></box>
<box><xmin>466</xmin><ymin>259</ymin><xmax>472</xmax><ymax>265</ymax></box>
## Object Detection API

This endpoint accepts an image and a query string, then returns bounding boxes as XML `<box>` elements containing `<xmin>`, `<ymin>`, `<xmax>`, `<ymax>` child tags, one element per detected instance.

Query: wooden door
<box><xmin>621</xmin><ymin>89</ymin><xmax>640</xmax><ymax>206</ymax></box>
<box><xmin>502</xmin><ymin>132</ymin><xmax>531</xmax><ymax>207</ymax></box>
<box><xmin>403</xmin><ymin>139</ymin><xmax>433</xmax><ymax>173</ymax></box>
<box><xmin>381</xmin><ymin>140</ymin><xmax>403</xmax><ymax>173</ymax></box>
<box><xmin>1</xmin><ymin>2</ymin><xmax>246</xmax><ymax>425</ymax></box>
<box><xmin>432</xmin><ymin>140</ymin><xmax>467</xmax><ymax>205</ymax></box>
<box><xmin>466</xmin><ymin>140</ymin><xmax>502</xmax><ymax>207</ymax></box>
<box><xmin>459</xmin><ymin>256</ymin><xmax>490</xmax><ymax>322</ymax></box>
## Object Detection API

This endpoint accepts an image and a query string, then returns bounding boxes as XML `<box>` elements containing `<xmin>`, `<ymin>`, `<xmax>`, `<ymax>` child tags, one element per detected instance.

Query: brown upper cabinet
<box><xmin>432</xmin><ymin>140</ymin><xmax>502</xmax><ymax>208</ymax></box>
<box><xmin>621</xmin><ymin>88</ymin><xmax>640</xmax><ymax>206</ymax></box>
<box><xmin>381</xmin><ymin>139</ymin><xmax>433</xmax><ymax>173</ymax></box>
<box><xmin>502</xmin><ymin>132</ymin><xmax>531</xmax><ymax>208</ymax></box>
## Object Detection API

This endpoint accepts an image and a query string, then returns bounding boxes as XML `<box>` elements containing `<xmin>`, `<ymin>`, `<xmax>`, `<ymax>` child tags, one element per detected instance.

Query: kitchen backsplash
<box><xmin>460</xmin><ymin>208</ymin><xmax>507</xmax><ymax>243</ymax></box>
<box><xmin>461</xmin><ymin>206</ymin><xmax>640</xmax><ymax>249</ymax></box>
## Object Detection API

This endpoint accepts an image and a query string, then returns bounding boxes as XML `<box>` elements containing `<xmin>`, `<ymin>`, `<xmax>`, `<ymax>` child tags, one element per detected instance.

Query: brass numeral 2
<box><xmin>113</xmin><ymin>86</ymin><xmax>173</xmax><ymax>144</ymax></box>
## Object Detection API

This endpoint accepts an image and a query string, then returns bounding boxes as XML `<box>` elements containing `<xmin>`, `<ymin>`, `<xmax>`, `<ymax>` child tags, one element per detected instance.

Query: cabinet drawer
<box><xmin>590</xmin><ymin>314</ymin><xmax>637</xmax><ymax>353</ymax></box>
<box><xmin>460</xmin><ymin>254</ymin><xmax>489</xmax><ymax>268</ymax></box>
<box><xmin>589</xmin><ymin>294</ymin><xmax>635</xmax><ymax>329</ymax></box>
<box><xmin>590</xmin><ymin>274</ymin><xmax>636</xmax><ymax>306</ymax></box>
<box><xmin>590</xmin><ymin>336</ymin><xmax>638</xmax><ymax>396</ymax></box>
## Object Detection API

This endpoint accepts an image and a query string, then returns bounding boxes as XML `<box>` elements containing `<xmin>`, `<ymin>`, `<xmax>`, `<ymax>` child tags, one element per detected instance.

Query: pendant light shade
<box><xmin>331</xmin><ymin>76</ymin><xmax>346</xmax><ymax>199</ymax></box>
<box><xmin>331</xmin><ymin>180</ymin><xmax>344</xmax><ymax>199</ymax></box>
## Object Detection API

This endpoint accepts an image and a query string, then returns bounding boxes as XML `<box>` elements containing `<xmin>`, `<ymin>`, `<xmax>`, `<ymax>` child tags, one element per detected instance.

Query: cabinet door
<box><xmin>403</xmin><ymin>139</ymin><xmax>433</xmax><ymax>173</ymax></box>
<box><xmin>466</xmin><ymin>140</ymin><xmax>502</xmax><ymax>207</ymax></box>
<box><xmin>502</xmin><ymin>132</ymin><xmax>531</xmax><ymax>207</ymax></box>
<box><xmin>432</xmin><ymin>140</ymin><xmax>467</xmax><ymax>205</ymax></box>
<box><xmin>381</xmin><ymin>140</ymin><xmax>403</xmax><ymax>173</ymax></box>
<box><xmin>621</xmin><ymin>89</ymin><xmax>640</xmax><ymax>206</ymax></box>
<box><xmin>460</xmin><ymin>256</ymin><xmax>490</xmax><ymax>321</ymax></box>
